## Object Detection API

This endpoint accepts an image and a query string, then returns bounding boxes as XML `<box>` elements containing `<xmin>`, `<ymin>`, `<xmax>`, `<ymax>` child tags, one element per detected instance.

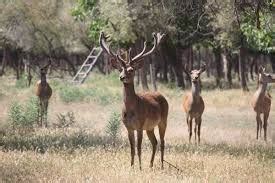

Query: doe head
<box><xmin>189</xmin><ymin>64</ymin><xmax>206</xmax><ymax>83</ymax></box>
<box><xmin>99</xmin><ymin>32</ymin><xmax>165</xmax><ymax>84</ymax></box>
<box><xmin>258</xmin><ymin>66</ymin><xmax>275</xmax><ymax>84</ymax></box>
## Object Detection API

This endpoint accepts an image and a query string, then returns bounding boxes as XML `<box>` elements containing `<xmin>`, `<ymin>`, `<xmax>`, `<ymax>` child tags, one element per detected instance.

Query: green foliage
<box><xmin>105</xmin><ymin>112</ymin><xmax>121</xmax><ymax>145</ymax></box>
<box><xmin>59</xmin><ymin>85</ymin><xmax>86</xmax><ymax>103</ymax></box>
<box><xmin>241</xmin><ymin>13</ymin><xmax>274</xmax><ymax>52</ymax></box>
<box><xmin>59</xmin><ymin>83</ymin><xmax>121</xmax><ymax>105</ymax></box>
<box><xmin>9</xmin><ymin>97</ymin><xmax>39</xmax><ymax>129</ymax></box>
<box><xmin>54</xmin><ymin>112</ymin><xmax>76</xmax><ymax>128</ymax></box>
<box><xmin>15</xmin><ymin>74</ymin><xmax>29</xmax><ymax>88</ymax></box>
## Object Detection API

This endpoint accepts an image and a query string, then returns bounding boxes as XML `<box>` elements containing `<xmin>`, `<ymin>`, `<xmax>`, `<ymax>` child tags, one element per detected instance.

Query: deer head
<box><xmin>99</xmin><ymin>32</ymin><xmax>165</xmax><ymax>83</ymax></box>
<box><xmin>39</xmin><ymin>59</ymin><xmax>51</xmax><ymax>76</ymax></box>
<box><xmin>258</xmin><ymin>66</ymin><xmax>275</xmax><ymax>84</ymax></box>
<box><xmin>185</xmin><ymin>64</ymin><xmax>206</xmax><ymax>83</ymax></box>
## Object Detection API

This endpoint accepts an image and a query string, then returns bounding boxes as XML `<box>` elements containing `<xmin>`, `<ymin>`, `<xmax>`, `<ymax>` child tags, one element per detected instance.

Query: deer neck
<box><xmin>41</xmin><ymin>74</ymin><xmax>47</xmax><ymax>86</ymax></box>
<box><xmin>191</xmin><ymin>81</ymin><xmax>201</xmax><ymax>100</ymax></box>
<box><xmin>123</xmin><ymin>82</ymin><xmax>137</xmax><ymax>109</ymax></box>
<box><xmin>255</xmin><ymin>82</ymin><xmax>267</xmax><ymax>98</ymax></box>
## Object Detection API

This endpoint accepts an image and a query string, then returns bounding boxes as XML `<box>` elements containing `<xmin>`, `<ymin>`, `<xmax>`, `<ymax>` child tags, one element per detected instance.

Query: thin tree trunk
<box><xmin>151</xmin><ymin>54</ymin><xmax>157</xmax><ymax>91</ymax></box>
<box><xmin>141</xmin><ymin>59</ymin><xmax>149</xmax><ymax>91</ymax></box>
<box><xmin>239</xmin><ymin>47</ymin><xmax>249</xmax><ymax>91</ymax></box>
<box><xmin>0</xmin><ymin>45</ymin><xmax>8</xmax><ymax>76</ymax></box>
<box><xmin>214</xmin><ymin>46</ymin><xmax>222</xmax><ymax>88</ymax></box>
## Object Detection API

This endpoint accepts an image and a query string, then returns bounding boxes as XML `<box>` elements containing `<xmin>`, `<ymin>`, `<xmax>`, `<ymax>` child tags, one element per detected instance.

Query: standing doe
<box><xmin>99</xmin><ymin>32</ymin><xmax>168</xmax><ymax>169</ymax></box>
<box><xmin>35</xmin><ymin>59</ymin><xmax>52</xmax><ymax>127</ymax></box>
<box><xmin>182</xmin><ymin>64</ymin><xmax>206</xmax><ymax>144</ymax></box>
<box><xmin>251</xmin><ymin>66</ymin><xmax>275</xmax><ymax>141</ymax></box>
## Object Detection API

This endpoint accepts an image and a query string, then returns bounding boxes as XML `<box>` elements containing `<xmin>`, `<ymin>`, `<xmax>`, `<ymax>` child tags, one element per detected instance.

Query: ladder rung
<box><xmin>88</xmin><ymin>56</ymin><xmax>96</xmax><ymax>59</ymax></box>
<box><xmin>83</xmin><ymin>64</ymin><xmax>92</xmax><ymax>67</ymax></box>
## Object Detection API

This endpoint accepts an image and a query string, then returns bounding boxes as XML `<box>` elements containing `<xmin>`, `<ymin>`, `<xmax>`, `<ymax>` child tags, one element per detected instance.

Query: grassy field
<box><xmin>0</xmin><ymin>71</ymin><xmax>274</xmax><ymax>182</ymax></box>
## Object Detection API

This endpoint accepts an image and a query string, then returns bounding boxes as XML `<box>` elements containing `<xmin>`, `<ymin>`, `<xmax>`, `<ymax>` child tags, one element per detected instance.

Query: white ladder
<box><xmin>72</xmin><ymin>47</ymin><xmax>103</xmax><ymax>84</ymax></box>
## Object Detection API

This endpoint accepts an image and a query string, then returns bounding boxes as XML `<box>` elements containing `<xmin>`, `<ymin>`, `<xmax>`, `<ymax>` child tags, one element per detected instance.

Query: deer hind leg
<box><xmin>158</xmin><ymin>121</ymin><xmax>167</xmax><ymax>169</ymax></box>
<box><xmin>146</xmin><ymin>129</ymin><xmax>157</xmax><ymax>168</ymax></box>
<box><xmin>127</xmin><ymin>129</ymin><xmax>135</xmax><ymax>167</ymax></box>
<box><xmin>263</xmin><ymin>112</ymin><xmax>269</xmax><ymax>141</ymax></box>
<box><xmin>256</xmin><ymin>113</ymin><xmax>261</xmax><ymax>140</ymax></box>
<box><xmin>137</xmin><ymin>130</ymin><xmax>143</xmax><ymax>170</ymax></box>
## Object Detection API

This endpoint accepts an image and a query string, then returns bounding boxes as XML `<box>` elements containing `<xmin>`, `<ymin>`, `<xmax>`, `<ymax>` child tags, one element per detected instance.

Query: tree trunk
<box><xmin>150</xmin><ymin>54</ymin><xmax>157</xmax><ymax>91</ymax></box>
<box><xmin>239</xmin><ymin>47</ymin><xmax>249</xmax><ymax>91</ymax></box>
<box><xmin>0</xmin><ymin>45</ymin><xmax>8</xmax><ymax>76</ymax></box>
<box><xmin>140</xmin><ymin>59</ymin><xmax>149</xmax><ymax>91</ymax></box>
<box><xmin>271</xmin><ymin>53</ymin><xmax>275</xmax><ymax>73</ymax></box>
<box><xmin>214</xmin><ymin>46</ymin><xmax>222</xmax><ymax>88</ymax></box>
<box><xmin>222</xmin><ymin>50</ymin><xmax>232</xmax><ymax>88</ymax></box>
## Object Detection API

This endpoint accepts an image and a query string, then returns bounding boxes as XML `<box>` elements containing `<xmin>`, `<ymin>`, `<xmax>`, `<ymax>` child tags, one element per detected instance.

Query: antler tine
<box><xmin>131</xmin><ymin>41</ymin><xmax>147</xmax><ymax>63</ymax></box>
<box><xmin>131</xmin><ymin>32</ymin><xmax>165</xmax><ymax>63</ymax></box>
<box><xmin>99</xmin><ymin>32</ymin><xmax>116</xmax><ymax>58</ymax></box>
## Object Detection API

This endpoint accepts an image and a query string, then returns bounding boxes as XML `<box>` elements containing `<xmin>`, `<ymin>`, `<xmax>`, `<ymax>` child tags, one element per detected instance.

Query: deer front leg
<box><xmin>197</xmin><ymin>117</ymin><xmax>202</xmax><ymax>144</ymax></box>
<box><xmin>263</xmin><ymin>112</ymin><xmax>269</xmax><ymax>141</ymax></box>
<box><xmin>146</xmin><ymin>130</ymin><xmax>157</xmax><ymax>168</ymax></box>
<box><xmin>137</xmin><ymin>130</ymin><xmax>143</xmax><ymax>170</ymax></box>
<box><xmin>188</xmin><ymin>117</ymin><xmax>193</xmax><ymax>143</ymax></box>
<box><xmin>45</xmin><ymin>100</ymin><xmax>49</xmax><ymax>128</ymax></box>
<box><xmin>256</xmin><ymin>113</ymin><xmax>261</xmax><ymax>140</ymax></box>
<box><xmin>127</xmin><ymin>129</ymin><xmax>135</xmax><ymax>167</ymax></box>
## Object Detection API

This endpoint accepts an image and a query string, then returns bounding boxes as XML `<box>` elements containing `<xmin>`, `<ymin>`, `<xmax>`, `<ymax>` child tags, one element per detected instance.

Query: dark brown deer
<box><xmin>251</xmin><ymin>66</ymin><xmax>275</xmax><ymax>141</ymax></box>
<box><xmin>99</xmin><ymin>32</ymin><xmax>168</xmax><ymax>170</ymax></box>
<box><xmin>182</xmin><ymin>64</ymin><xmax>206</xmax><ymax>144</ymax></box>
<box><xmin>35</xmin><ymin>59</ymin><xmax>52</xmax><ymax>127</ymax></box>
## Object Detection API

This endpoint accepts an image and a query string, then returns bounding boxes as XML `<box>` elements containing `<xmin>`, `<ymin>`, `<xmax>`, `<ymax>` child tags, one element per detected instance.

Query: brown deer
<box><xmin>99</xmin><ymin>32</ymin><xmax>168</xmax><ymax>170</ymax></box>
<box><xmin>35</xmin><ymin>59</ymin><xmax>52</xmax><ymax>127</ymax></box>
<box><xmin>251</xmin><ymin>66</ymin><xmax>275</xmax><ymax>141</ymax></box>
<box><xmin>182</xmin><ymin>64</ymin><xmax>206</xmax><ymax>144</ymax></box>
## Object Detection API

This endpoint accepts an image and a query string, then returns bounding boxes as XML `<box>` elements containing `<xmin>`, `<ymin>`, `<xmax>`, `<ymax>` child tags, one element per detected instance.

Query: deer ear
<box><xmin>258</xmin><ymin>66</ymin><xmax>265</xmax><ymax>74</ymax></box>
<box><xmin>131</xmin><ymin>60</ymin><xmax>144</xmax><ymax>70</ymax></box>
<box><xmin>199</xmin><ymin>64</ymin><xmax>206</xmax><ymax>73</ymax></box>
<box><xmin>109</xmin><ymin>58</ymin><xmax>122</xmax><ymax>71</ymax></box>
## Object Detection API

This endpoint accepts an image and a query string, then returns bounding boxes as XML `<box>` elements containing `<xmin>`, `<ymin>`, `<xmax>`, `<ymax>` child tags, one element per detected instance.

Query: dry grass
<box><xmin>0</xmin><ymin>72</ymin><xmax>274</xmax><ymax>182</ymax></box>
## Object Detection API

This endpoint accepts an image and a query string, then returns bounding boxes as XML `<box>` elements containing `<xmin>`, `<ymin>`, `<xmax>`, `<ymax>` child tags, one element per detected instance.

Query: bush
<box><xmin>59</xmin><ymin>85</ymin><xmax>86</xmax><ymax>103</ymax></box>
<box><xmin>105</xmin><ymin>112</ymin><xmax>121</xmax><ymax>145</ymax></box>
<box><xmin>54</xmin><ymin>111</ymin><xmax>76</xmax><ymax>128</ymax></box>
<box><xmin>15</xmin><ymin>74</ymin><xmax>29</xmax><ymax>88</ymax></box>
<box><xmin>8</xmin><ymin>97</ymin><xmax>39</xmax><ymax>129</ymax></box>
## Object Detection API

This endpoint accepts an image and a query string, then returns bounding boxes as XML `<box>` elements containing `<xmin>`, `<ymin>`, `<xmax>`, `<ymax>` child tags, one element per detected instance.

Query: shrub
<box><xmin>59</xmin><ymin>85</ymin><xmax>86</xmax><ymax>103</ymax></box>
<box><xmin>15</xmin><ymin>74</ymin><xmax>29</xmax><ymax>88</ymax></box>
<box><xmin>54</xmin><ymin>111</ymin><xmax>76</xmax><ymax>128</ymax></box>
<box><xmin>8</xmin><ymin>97</ymin><xmax>39</xmax><ymax>129</ymax></box>
<box><xmin>105</xmin><ymin>112</ymin><xmax>121</xmax><ymax>145</ymax></box>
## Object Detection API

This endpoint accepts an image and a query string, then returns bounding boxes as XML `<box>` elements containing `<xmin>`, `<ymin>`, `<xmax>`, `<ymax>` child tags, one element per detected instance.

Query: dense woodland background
<box><xmin>0</xmin><ymin>0</ymin><xmax>274</xmax><ymax>91</ymax></box>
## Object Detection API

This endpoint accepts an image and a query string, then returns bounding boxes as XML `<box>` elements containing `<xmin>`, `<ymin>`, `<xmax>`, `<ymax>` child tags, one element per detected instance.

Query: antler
<box><xmin>131</xmin><ymin>32</ymin><xmax>165</xmax><ymax>63</ymax></box>
<box><xmin>99</xmin><ymin>32</ymin><xmax>116</xmax><ymax>58</ymax></box>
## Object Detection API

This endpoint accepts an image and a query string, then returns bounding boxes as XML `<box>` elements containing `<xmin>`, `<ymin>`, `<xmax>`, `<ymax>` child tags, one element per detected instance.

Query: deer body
<box><xmin>100</xmin><ymin>32</ymin><xmax>168</xmax><ymax>169</ymax></box>
<box><xmin>251</xmin><ymin>67</ymin><xmax>275</xmax><ymax>141</ymax></box>
<box><xmin>35</xmin><ymin>61</ymin><xmax>52</xmax><ymax>127</ymax></box>
<box><xmin>182</xmin><ymin>66</ymin><xmax>205</xmax><ymax>143</ymax></box>
<box><xmin>122</xmin><ymin>84</ymin><xmax>167</xmax><ymax>130</ymax></box>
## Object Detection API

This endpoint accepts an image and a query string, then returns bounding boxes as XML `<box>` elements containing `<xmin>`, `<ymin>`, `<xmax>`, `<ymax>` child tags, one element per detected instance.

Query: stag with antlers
<box><xmin>99</xmin><ymin>32</ymin><xmax>168</xmax><ymax>169</ymax></box>
<box><xmin>251</xmin><ymin>66</ymin><xmax>275</xmax><ymax>141</ymax></box>
<box><xmin>35</xmin><ymin>59</ymin><xmax>52</xmax><ymax>127</ymax></box>
<box><xmin>182</xmin><ymin>64</ymin><xmax>206</xmax><ymax>144</ymax></box>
